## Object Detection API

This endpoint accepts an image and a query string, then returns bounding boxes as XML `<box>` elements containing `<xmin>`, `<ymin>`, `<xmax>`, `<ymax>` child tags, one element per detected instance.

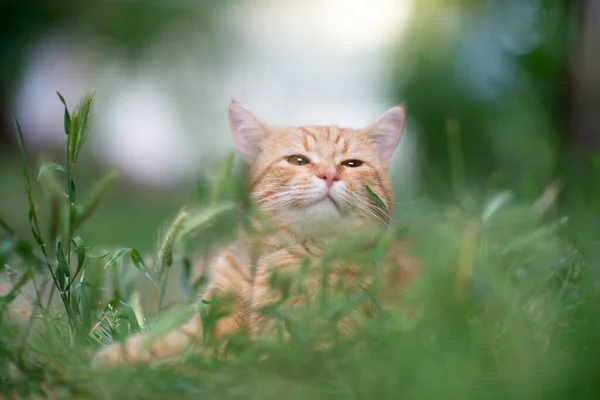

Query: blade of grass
<box><xmin>0</xmin><ymin>212</ymin><xmax>15</xmax><ymax>236</ymax></box>
<box><xmin>366</xmin><ymin>185</ymin><xmax>391</xmax><ymax>216</ymax></box>
<box><xmin>15</xmin><ymin>119</ymin><xmax>70</xmax><ymax>323</ymax></box>
<box><xmin>36</xmin><ymin>162</ymin><xmax>66</xmax><ymax>182</ymax></box>
<box><xmin>156</xmin><ymin>209</ymin><xmax>190</xmax><ymax>313</ymax></box>
<box><xmin>56</xmin><ymin>91</ymin><xmax>71</xmax><ymax>136</ymax></box>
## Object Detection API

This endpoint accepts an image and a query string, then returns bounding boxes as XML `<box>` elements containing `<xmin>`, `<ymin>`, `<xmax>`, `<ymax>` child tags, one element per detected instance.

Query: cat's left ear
<box><xmin>363</xmin><ymin>103</ymin><xmax>406</xmax><ymax>167</ymax></box>
<box><xmin>229</xmin><ymin>100</ymin><xmax>272</xmax><ymax>165</ymax></box>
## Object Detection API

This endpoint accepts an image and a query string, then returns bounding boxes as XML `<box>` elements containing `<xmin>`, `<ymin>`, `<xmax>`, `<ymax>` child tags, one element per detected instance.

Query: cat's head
<box><xmin>229</xmin><ymin>101</ymin><xmax>405</xmax><ymax>238</ymax></box>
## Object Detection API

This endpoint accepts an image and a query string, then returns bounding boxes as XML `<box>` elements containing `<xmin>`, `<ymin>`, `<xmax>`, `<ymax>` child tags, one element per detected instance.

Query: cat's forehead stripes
<box><xmin>296</xmin><ymin>125</ymin><xmax>354</xmax><ymax>157</ymax></box>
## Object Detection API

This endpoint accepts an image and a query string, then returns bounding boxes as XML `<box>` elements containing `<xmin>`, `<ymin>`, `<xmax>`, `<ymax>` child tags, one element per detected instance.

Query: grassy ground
<box><xmin>1</xmin><ymin>96</ymin><xmax>600</xmax><ymax>399</ymax></box>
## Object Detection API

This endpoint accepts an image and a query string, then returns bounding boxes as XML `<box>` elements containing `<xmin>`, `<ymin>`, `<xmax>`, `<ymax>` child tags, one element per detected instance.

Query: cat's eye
<box><xmin>287</xmin><ymin>155</ymin><xmax>311</xmax><ymax>166</ymax></box>
<box><xmin>341</xmin><ymin>159</ymin><xmax>363</xmax><ymax>168</ymax></box>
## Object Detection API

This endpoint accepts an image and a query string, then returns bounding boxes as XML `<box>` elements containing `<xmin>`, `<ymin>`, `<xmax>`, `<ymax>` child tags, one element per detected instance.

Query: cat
<box><xmin>92</xmin><ymin>100</ymin><xmax>419</xmax><ymax>367</ymax></box>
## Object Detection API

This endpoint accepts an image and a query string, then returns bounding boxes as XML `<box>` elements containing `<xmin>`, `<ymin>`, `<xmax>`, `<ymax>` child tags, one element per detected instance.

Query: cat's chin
<box><xmin>280</xmin><ymin>201</ymin><xmax>360</xmax><ymax>238</ymax></box>
<box><xmin>308</xmin><ymin>195</ymin><xmax>342</xmax><ymax>213</ymax></box>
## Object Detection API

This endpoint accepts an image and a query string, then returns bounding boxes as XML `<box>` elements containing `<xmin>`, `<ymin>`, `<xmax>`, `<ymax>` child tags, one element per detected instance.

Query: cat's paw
<box><xmin>91</xmin><ymin>335</ymin><xmax>151</xmax><ymax>369</ymax></box>
<box><xmin>92</xmin><ymin>327</ymin><xmax>202</xmax><ymax>369</ymax></box>
<box><xmin>91</xmin><ymin>343</ymin><xmax>124</xmax><ymax>369</ymax></box>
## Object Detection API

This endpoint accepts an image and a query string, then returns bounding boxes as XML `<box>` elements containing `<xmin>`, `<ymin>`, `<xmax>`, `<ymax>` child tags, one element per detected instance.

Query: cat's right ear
<box><xmin>229</xmin><ymin>100</ymin><xmax>271</xmax><ymax>165</ymax></box>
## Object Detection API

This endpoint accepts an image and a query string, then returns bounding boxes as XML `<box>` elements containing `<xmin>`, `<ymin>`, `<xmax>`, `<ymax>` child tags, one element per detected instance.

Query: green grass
<box><xmin>1</xmin><ymin>94</ymin><xmax>600</xmax><ymax>399</ymax></box>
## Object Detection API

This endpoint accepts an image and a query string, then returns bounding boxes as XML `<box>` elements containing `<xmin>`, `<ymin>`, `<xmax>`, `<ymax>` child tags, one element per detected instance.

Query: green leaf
<box><xmin>366</xmin><ymin>185</ymin><xmax>391</xmax><ymax>215</ymax></box>
<box><xmin>57</xmin><ymin>91</ymin><xmax>71</xmax><ymax>136</ymax></box>
<box><xmin>69</xmin><ymin>180</ymin><xmax>76</xmax><ymax>203</ymax></box>
<box><xmin>71</xmin><ymin>281</ymin><xmax>91</xmax><ymax>331</ymax></box>
<box><xmin>197</xmin><ymin>299</ymin><xmax>210</xmax><ymax>343</ymax></box>
<box><xmin>103</xmin><ymin>248</ymin><xmax>132</xmax><ymax>269</ymax></box>
<box><xmin>129</xmin><ymin>249</ymin><xmax>153</xmax><ymax>282</ymax></box>
<box><xmin>109</xmin><ymin>299</ymin><xmax>142</xmax><ymax>333</ymax></box>
<box><xmin>64</xmin><ymin>237</ymin><xmax>87</xmax><ymax>292</ymax></box>
<box><xmin>129</xmin><ymin>291</ymin><xmax>145</xmax><ymax>330</ymax></box>
<box><xmin>55</xmin><ymin>237</ymin><xmax>70</xmax><ymax>292</ymax></box>
<box><xmin>16</xmin><ymin>120</ymin><xmax>49</xmax><ymax>254</ymax></box>
<box><xmin>57</xmin><ymin>259</ymin><xmax>69</xmax><ymax>292</ymax></box>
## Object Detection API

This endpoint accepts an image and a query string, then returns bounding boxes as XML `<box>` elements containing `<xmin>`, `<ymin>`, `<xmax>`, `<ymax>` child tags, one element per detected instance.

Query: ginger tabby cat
<box><xmin>92</xmin><ymin>101</ymin><xmax>418</xmax><ymax>367</ymax></box>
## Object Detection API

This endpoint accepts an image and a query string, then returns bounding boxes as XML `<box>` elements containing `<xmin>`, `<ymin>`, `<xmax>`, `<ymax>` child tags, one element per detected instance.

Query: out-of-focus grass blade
<box><xmin>129</xmin><ymin>291</ymin><xmax>145</xmax><ymax>330</ymax></box>
<box><xmin>38</xmin><ymin>161</ymin><xmax>65</xmax><ymax>240</ymax></box>
<box><xmin>0</xmin><ymin>269</ymin><xmax>33</xmax><ymax>309</ymax></box>
<box><xmin>366</xmin><ymin>185</ymin><xmax>391</xmax><ymax>216</ymax></box>
<box><xmin>55</xmin><ymin>237</ymin><xmax>70</xmax><ymax>292</ymax></box>
<box><xmin>210</xmin><ymin>152</ymin><xmax>235</xmax><ymax>204</ymax></box>
<box><xmin>76</xmin><ymin>281</ymin><xmax>92</xmax><ymax>331</ymax></box>
<box><xmin>482</xmin><ymin>190</ymin><xmax>514</xmax><ymax>222</ymax></box>
<box><xmin>64</xmin><ymin>237</ymin><xmax>87</xmax><ymax>292</ymax></box>
<box><xmin>7</xmin><ymin>239</ymin><xmax>45</xmax><ymax>272</ymax></box>
<box><xmin>326</xmin><ymin>292</ymin><xmax>372</xmax><ymax>320</ymax></box>
<box><xmin>16</xmin><ymin>119</ymin><xmax>65</xmax><ymax>318</ymax></box>
<box><xmin>156</xmin><ymin>209</ymin><xmax>189</xmax><ymax>272</ymax></box>
<box><xmin>180</xmin><ymin>256</ymin><xmax>192</xmax><ymax>295</ymax></box>
<box><xmin>181</xmin><ymin>203</ymin><xmax>236</xmax><ymax>236</ymax></box>
<box><xmin>0</xmin><ymin>212</ymin><xmax>15</xmax><ymax>236</ymax></box>
<box><xmin>0</xmin><ymin>239</ymin><xmax>15</xmax><ymax>268</ymax></box>
<box><xmin>130</xmin><ymin>249</ymin><xmax>153</xmax><ymax>282</ymax></box>
<box><xmin>320</xmin><ymin>229</ymin><xmax>382</xmax><ymax>266</ymax></box>
<box><xmin>16</xmin><ymin>119</ymin><xmax>44</xmax><ymax>246</ymax></box>
<box><xmin>36</xmin><ymin>162</ymin><xmax>66</xmax><ymax>182</ymax></box>
<box><xmin>197</xmin><ymin>299</ymin><xmax>210</xmax><ymax>343</ymax></box>
<box><xmin>103</xmin><ymin>248</ymin><xmax>132</xmax><ymax>269</ymax></box>
<box><xmin>141</xmin><ymin>304</ymin><xmax>196</xmax><ymax>348</ymax></box>
<box><xmin>15</xmin><ymin>119</ymin><xmax>33</xmax><ymax>199</ymax></box>
<box><xmin>74</xmin><ymin>170</ymin><xmax>119</xmax><ymax>229</ymax></box>
<box><xmin>15</xmin><ymin>120</ymin><xmax>53</xmax><ymax>264</ymax></box>
<box><xmin>28</xmin><ymin>210</ymin><xmax>44</xmax><ymax>248</ymax></box>
<box><xmin>69</xmin><ymin>180</ymin><xmax>76</xmax><ymax>203</ymax></box>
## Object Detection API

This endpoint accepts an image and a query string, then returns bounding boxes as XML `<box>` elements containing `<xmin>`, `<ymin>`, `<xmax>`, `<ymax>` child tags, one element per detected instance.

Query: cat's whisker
<box><xmin>256</xmin><ymin>190</ymin><xmax>310</xmax><ymax>204</ymax></box>
<box><xmin>343</xmin><ymin>194</ymin><xmax>400</xmax><ymax>227</ymax></box>
<box><xmin>342</xmin><ymin>195</ymin><xmax>389</xmax><ymax>226</ymax></box>
<box><xmin>390</xmin><ymin>198</ymin><xmax>427</xmax><ymax>206</ymax></box>
<box><xmin>260</xmin><ymin>193</ymin><xmax>315</xmax><ymax>204</ymax></box>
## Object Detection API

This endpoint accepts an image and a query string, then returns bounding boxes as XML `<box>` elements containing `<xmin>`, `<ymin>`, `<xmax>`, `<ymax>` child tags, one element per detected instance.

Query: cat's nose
<box><xmin>316</xmin><ymin>170</ymin><xmax>340</xmax><ymax>189</ymax></box>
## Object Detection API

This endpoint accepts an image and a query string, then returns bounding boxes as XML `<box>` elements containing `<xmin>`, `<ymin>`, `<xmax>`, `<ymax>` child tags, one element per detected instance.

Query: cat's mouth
<box><xmin>310</xmin><ymin>194</ymin><xmax>342</xmax><ymax>213</ymax></box>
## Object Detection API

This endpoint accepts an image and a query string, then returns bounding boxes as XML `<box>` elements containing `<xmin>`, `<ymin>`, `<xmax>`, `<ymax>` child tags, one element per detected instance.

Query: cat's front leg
<box><xmin>92</xmin><ymin>266</ymin><xmax>249</xmax><ymax>367</ymax></box>
<box><xmin>91</xmin><ymin>312</ymin><xmax>203</xmax><ymax>368</ymax></box>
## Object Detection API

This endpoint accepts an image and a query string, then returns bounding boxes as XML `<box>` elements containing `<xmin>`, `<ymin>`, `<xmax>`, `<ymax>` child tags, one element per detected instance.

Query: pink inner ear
<box><xmin>369</xmin><ymin>105</ymin><xmax>405</xmax><ymax>164</ymax></box>
<box><xmin>229</xmin><ymin>102</ymin><xmax>269</xmax><ymax>164</ymax></box>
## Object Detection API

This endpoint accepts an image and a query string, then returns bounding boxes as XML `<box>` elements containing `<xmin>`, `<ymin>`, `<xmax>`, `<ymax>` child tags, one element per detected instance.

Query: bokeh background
<box><xmin>0</xmin><ymin>0</ymin><xmax>597</xmax><ymax>251</ymax></box>
<box><xmin>3</xmin><ymin>2</ymin><xmax>600</xmax><ymax>398</ymax></box>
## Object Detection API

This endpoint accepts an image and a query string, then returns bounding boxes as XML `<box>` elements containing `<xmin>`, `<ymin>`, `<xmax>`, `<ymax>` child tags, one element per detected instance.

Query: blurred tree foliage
<box><xmin>393</xmin><ymin>0</ymin><xmax>600</xmax><ymax>262</ymax></box>
<box><xmin>0</xmin><ymin>0</ymin><xmax>226</xmax><ymax>145</ymax></box>
<box><xmin>394</xmin><ymin>0</ymin><xmax>579</xmax><ymax>200</ymax></box>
